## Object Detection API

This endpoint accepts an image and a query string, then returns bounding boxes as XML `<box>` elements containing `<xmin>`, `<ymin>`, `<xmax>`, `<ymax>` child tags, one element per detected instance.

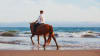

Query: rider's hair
<box><xmin>40</xmin><ymin>10</ymin><xmax>43</xmax><ymax>14</ymax></box>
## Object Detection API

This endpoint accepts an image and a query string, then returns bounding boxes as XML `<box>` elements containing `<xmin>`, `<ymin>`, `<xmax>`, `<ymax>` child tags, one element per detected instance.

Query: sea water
<box><xmin>0</xmin><ymin>27</ymin><xmax>100</xmax><ymax>32</ymax></box>
<box><xmin>0</xmin><ymin>27</ymin><xmax>100</xmax><ymax>50</ymax></box>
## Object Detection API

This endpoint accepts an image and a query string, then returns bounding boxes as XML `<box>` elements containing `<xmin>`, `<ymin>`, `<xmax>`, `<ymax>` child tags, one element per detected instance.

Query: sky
<box><xmin>0</xmin><ymin>0</ymin><xmax>100</xmax><ymax>27</ymax></box>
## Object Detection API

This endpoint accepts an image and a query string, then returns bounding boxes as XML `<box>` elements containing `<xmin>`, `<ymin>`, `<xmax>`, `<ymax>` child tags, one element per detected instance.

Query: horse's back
<box><xmin>30</xmin><ymin>23</ymin><xmax>53</xmax><ymax>35</ymax></box>
<box><xmin>38</xmin><ymin>24</ymin><xmax>51</xmax><ymax>28</ymax></box>
<box><xmin>36</xmin><ymin>24</ymin><xmax>53</xmax><ymax>34</ymax></box>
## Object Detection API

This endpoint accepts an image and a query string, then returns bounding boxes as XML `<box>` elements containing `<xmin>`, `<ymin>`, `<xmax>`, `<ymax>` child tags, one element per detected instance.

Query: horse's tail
<box><xmin>49</xmin><ymin>25</ymin><xmax>53</xmax><ymax>34</ymax></box>
<box><xmin>46</xmin><ymin>25</ymin><xmax>54</xmax><ymax>45</ymax></box>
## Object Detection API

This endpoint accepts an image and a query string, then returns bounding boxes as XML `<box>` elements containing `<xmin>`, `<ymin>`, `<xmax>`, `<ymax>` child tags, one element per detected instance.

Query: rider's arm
<box><xmin>35</xmin><ymin>20</ymin><xmax>38</xmax><ymax>23</ymax></box>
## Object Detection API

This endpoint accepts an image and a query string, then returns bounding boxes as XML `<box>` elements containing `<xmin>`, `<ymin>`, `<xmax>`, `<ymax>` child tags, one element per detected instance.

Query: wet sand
<box><xmin>0</xmin><ymin>50</ymin><xmax>100</xmax><ymax>56</ymax></box>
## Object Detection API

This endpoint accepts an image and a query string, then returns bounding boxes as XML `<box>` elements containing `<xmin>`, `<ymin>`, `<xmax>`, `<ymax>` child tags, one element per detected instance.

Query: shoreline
<box><xmin>0</xmin><ymin>36</ymin><xmax>100</xmax><ymax>50</ymax></box>
<box><xmin>0</xmin><ymin>50</ymin><xmax>100</xmax><ymax>56</ymax></box>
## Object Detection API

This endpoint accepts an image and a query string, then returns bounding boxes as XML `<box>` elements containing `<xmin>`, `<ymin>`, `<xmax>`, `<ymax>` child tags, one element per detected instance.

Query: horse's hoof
<box><xmin>57</xmin><ymin>47</ymin><xmax>59</xmax><ymax>50</ymax></box>
<box><xmin>37</xmin><ymin>44</ymin><xmax>40</xmax><ymax>48</ymax></box>
<box><xmin>56</xmin><ymin>46</ymin><xmax>60</xmax><ymax>50</ymax></box>
<box><xmin>56</xmin><ymin>46</ymin><xmax>59</xmax><ymax>50</ymax></box>
<box><xmin>56</xmin><ymin>48</ymin><xmax>59</xmax><ymax>50</ymax></box>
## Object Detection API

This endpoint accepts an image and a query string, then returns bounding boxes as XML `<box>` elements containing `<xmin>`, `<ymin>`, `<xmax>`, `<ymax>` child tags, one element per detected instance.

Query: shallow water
<box><xmin>0</xmin><ymin>36</ymin><xmax>100</xmax><ymax>50</ymax></box>
<box><xmin>1</xmin><ymin>27</ymin><xmax>100</xmax><ymax>50</ymax></box>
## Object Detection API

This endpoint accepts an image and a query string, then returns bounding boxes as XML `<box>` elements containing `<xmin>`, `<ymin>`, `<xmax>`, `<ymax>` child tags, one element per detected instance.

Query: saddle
<box><xmin>34</xmin><ymin>23</ymin><xmax>44</xmax><ymax>32</ymax></box>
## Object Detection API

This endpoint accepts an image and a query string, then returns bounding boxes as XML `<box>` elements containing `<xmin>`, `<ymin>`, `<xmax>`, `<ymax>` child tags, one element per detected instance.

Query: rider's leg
<box><xmin>34</xmin><ymin>23</ymin><xmax>38</xmax><ymax>32</ymax></box>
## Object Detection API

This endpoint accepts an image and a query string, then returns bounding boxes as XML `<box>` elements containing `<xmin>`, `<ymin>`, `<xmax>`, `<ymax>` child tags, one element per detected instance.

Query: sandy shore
<box><xmin>0</xmin><ymin>50</ymin><xmax>100</xmax><ymax>56</ymax></box>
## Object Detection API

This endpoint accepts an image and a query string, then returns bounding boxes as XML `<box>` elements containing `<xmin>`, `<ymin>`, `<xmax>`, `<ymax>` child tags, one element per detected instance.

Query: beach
<box><xmin>0</xmin><ymin>36</ymin><xmax>100</xmax><ymax>56</ymax></box>
<box><xmin>0</xmin><ymin>50</ymin><xmax>100</xmax><ymax>56</ymax></box>
<box><xmin>0</xmin><ymin>0</ymin><xmax>100</xmax><ymax>55</ymax></box>
<box><xmin>0</xmin><ymin>27</ymin><xmax>100</xmax><ymax>56</ymax></box>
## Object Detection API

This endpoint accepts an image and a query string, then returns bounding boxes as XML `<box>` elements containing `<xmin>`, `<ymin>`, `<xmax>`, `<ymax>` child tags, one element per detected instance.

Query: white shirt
<box><xmin>36</xmin><ymin>14</ymin><xmax>45</xmax><ymax>24</ymax></box>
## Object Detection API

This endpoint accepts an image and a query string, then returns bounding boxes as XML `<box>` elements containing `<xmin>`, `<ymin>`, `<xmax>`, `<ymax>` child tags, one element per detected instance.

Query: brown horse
<box><xmin>30</xmin><ymin>22</ymin><xmax>59</xmax><ymax>50</ymax></box>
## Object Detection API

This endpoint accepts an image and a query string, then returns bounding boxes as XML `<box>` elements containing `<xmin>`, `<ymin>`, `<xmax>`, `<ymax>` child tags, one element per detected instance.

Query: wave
<box><xmin>12</xmin><ymin>30</ymin><xmax>100</xmax><ymax>38</ymax></box>
<box><xmin>0</xmin><ymin>27</ymin><xmax>100</xmax><ymax>38</ymax></box>
<box><xmin>54</xmin><ymin>30</ymin><xmax>100</xmax><ymax>38</ymax></box>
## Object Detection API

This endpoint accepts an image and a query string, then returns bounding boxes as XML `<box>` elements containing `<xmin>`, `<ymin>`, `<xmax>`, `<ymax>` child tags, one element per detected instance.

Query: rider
<box><xmin>34</xmin><ymin>10</ymin><xmax>45</xmax><ymax>32</ymax></box>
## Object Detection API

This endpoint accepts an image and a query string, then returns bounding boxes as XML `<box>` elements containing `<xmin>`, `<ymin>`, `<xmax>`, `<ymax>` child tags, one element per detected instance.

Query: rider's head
<box><xmin>40</xmin><ymin>10</ymin><xmax>43</xmax><ymax>14</ymax></box>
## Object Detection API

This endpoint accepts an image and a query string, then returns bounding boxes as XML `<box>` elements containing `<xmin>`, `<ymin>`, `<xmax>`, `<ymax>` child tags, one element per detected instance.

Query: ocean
<box><xmin>0</xmin><ymin>27</ymin><xmax>100</xmax><ymax>32</ymax></box>
<box><xmin>0</xmin><ymin>27</ymin><xmax>100</xmax><ymax>37</ymax></box>
<box><xmin>0</xmin><ymin>27</ymin><xmax>100</xmax><ymax>50</ymax></box>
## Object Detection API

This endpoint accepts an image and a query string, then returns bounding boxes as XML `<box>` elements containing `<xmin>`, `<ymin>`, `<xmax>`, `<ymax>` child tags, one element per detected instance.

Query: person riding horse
<box><xmin>30</xmin><ymin>10</ymin><xmax>59</xmax><ymax>50</ymax></box>
<box><xmin>34</xmin><ymin>10</ymin><xmax>44</xmax><ymax>32</ymax></box>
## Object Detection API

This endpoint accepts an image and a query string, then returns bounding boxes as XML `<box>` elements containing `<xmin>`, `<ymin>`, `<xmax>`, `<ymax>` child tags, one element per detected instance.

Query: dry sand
<box><xmin>0</xmin><ymin>50</ymin><xmax>100</xmax><ymax>56</ymax></box>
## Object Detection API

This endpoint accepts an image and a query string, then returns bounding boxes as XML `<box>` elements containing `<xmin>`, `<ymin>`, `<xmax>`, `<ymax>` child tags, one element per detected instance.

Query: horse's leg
<box><xmin>37</xmin><ymin>35</ymin><xmax>40</xmax><ymax>45</ymax></box>
<box><xmin>30</xmin><ymin>23</ymin><xmax>35</xmax><ymax>45</ymax></box>
<box><xmin>52</xmin><ymin>36</ymin><xmax>59</xmax><ymax>50</ymax></box>
<box><xmin>43</xmin><ymin>34</ymin><xmax>46</xmax><ymax>45</ymax></box>
<box><xmin>30</xmin><ymin>34</ymin><xmax>34</xmax><ymax>45</ymax></box>
<box><xmin>43</xmin><ymin>34</ymin><xmax>46</xmax><ymax>49</ymax></box>
<box><xmin>46</xmin><ymin>34</ymin><xmax>52</xmax><ymax>45</ymax></box>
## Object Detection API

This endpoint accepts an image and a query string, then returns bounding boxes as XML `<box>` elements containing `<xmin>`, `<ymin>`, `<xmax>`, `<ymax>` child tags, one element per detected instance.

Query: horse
<box><xmin>30</xmin><ymin>22</ymin><xmax>59</xmax><ymax>50</ymax></box>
